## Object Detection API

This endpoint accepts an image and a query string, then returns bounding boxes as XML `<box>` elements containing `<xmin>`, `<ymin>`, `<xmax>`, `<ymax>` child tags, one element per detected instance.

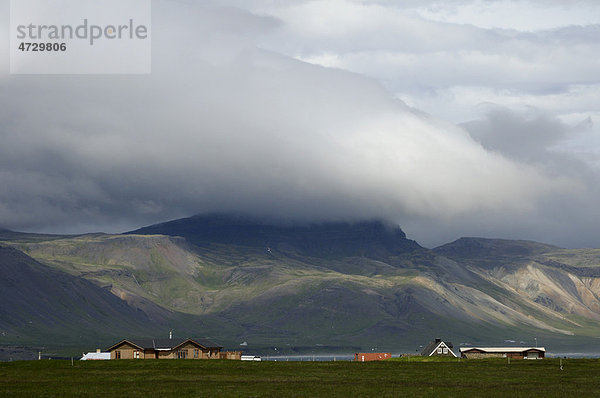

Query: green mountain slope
<box><xmin>0</xmin><ymin>245</ymin><xmax>163</xmax><ymax>350</ymax></box>
<box><xmin>3</xmin><ymin>218</ymin><xmax>600</xmax><ymax>354</ymax></box>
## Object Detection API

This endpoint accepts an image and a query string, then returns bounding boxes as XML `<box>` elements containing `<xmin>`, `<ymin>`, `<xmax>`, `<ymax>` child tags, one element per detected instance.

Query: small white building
<box><xmin>81</xmin><ymin>349</ymin><xmax>111</xmax><ymax>360</ymax></box>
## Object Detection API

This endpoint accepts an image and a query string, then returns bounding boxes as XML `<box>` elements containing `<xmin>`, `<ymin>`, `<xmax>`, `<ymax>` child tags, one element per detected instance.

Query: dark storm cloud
<box><xmin>455</xmin><ymin>106</ymin><xmax>600</xmax><ymax>248</ymax></box>
<box><xmin>463</xmin><ymin>106</ymin><xmax>573</xmax><ymax>163</ymax></box>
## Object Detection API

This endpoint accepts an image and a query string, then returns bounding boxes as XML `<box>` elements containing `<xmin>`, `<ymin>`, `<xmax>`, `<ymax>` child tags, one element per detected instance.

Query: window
<box><xmin>177</xmin><ymin>350</ymin><xmax>188</xmax><ymax>359</ymax></box>
<box><xmin>194</xmin><ymin>349</ymin><xmax>199</xmax><ymax>358</ymax></box>
<box><xmin>134</xmin><ymin>350</ymin><xmax>140</xmax><ymax>359</ymax></box>
<box><xmin>115</xmin><ymin>350</ymin><xmax>121</xmax><ymax>359</ymax></box>
<box><xmin>443</xmin><ymin>348</ymin><xmax>448</xmax><ymax>354</ymax></box>
<box><xmin>437</xmin><ymin>347</ymin><xmax>442</xmax><ymax>354</ymax></box>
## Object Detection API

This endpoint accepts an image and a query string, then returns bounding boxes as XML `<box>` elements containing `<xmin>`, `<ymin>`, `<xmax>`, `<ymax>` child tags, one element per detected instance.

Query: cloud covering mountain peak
<box><xmin>0</xmin><ymin>1</ymin><xmax>597</xmax><ymax>247</ymax></box>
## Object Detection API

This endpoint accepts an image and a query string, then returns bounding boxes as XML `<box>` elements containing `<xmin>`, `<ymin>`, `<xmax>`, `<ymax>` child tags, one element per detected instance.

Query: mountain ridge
<box><xmin>127</xmin><ymin>213</ymin><xmax>423</xmax><ymax>259</ymax></box>
<box><xmin>2</xmin><ymin>214</ymin><xmax>600</xmax><ymax>355</ymax></box>
<box><xmin>434</xmin><ymin>237</ymin><xmax>560</xmax><ymax>259</ymax></box>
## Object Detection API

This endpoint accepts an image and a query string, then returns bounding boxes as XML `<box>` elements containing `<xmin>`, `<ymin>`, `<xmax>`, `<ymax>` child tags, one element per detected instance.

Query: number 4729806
<box><xmin>18</xmin><ymin>42</ymin><xmax>67</xmax><ymax>52</ymax></box>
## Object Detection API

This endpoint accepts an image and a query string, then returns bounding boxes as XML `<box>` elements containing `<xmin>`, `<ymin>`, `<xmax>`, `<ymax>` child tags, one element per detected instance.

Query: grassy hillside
<box><xmin>0</xmin><ymin>246</ymin><xmax>165</xmax><ymax>352</ymax></box>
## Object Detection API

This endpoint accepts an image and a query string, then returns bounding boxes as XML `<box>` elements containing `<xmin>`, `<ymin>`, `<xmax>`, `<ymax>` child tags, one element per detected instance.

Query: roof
<box><xmin>190</xmin><ymin>338</ymin><xmax>223</xmax><ymax>349</ymax></box>
<box><xmin>106</xmin><ymin>338</ymin><xmax>223</xmax><ymax>351</ymax></box>
<box><xmin>421</xmin><ymin>339</ymin><xmax>455</xmax><ymax>356</ymax></box>
<box><xmin>459</xmin><ymin>347</ymin><xmax>546</xmax><ymax>353</ymax></box>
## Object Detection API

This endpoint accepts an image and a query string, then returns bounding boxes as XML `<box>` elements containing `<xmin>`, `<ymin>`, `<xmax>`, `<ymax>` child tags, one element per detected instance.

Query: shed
<box><xmin>354</xmin><ymin>353</ymin><xmax>392</xmax><ymax>362</ymax></box>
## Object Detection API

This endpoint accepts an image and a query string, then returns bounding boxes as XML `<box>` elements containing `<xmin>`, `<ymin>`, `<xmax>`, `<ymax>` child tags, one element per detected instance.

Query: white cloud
<box><xmin>245</xmin><ymin>0</ymin><xmax>600</xmax><ymax>162</ymax></box>
<box><xmin>412</xmin><ymin>0</ymin><xmax>600</xmax><ymax>31</ymax></box>
<box><xmin>0</xmin><ymin>0</ymin><xmax>599</xmax><ymax>248</ymax></box>
<box><xmin>251</xmin><ymin>2</ymin><xmax>600</xmax><ymax>89</ymax></box>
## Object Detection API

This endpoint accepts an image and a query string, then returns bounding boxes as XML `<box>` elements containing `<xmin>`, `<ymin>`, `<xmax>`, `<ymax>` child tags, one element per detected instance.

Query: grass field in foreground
<box><xmin>0</xmin><ymin>358</ymin><xmax>598</xmax><ymax>397</ymax></box>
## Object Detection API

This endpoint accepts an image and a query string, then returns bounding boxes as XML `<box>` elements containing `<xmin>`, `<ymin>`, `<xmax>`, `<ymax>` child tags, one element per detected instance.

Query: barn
<box><xmin>459</xmin><ymin>347</ymin><xmax>545</xmax><ymax>359</ymax></box>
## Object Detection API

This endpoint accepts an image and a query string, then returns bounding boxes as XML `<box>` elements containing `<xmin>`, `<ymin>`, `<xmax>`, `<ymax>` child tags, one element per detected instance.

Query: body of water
<box><xmin>261</xmin><ymin>355</ymin><xmax>355</xmax><ymax>362</ymax></box>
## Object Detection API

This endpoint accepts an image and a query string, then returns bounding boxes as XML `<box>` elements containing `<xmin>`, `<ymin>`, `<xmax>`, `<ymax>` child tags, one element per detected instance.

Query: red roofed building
<box><xmin>354</xmin><ymin>352</ymin><xmax>392</xmax><ymax>362</ymax></box>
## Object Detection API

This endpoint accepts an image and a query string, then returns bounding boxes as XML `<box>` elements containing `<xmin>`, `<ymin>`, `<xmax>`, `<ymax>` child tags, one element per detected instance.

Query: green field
<box><xmin>0</xmin><ymin>358</ymin><xmax>598</xmax><ymax>397</ymax></box>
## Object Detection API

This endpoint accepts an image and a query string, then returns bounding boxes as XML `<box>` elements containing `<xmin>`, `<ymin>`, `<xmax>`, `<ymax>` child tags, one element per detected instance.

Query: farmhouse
<box><xmin>459</xmin><ymin>347</ymin><xmax>545</xmax><ymax>359</ymax></box>
<box><xmin>421</xmin><ymin>338</ymin><xmax>457</xmax><ymax>357</ymax></box>
<box><xmin>354</xmin><ymin>352</ymin><xmax>392</xmax><ymax>362</ymax></box>
<box><xmin>106</xmin><ymin>337</ymin><xmax>238</xmax><ymax>360</ymax></box>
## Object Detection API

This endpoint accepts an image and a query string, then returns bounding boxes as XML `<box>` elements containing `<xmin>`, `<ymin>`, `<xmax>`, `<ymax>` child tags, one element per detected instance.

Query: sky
<box><xmin>0</xmin><ymin>0</ymin><xmax>599</xmax><ymax>248</ymax></box>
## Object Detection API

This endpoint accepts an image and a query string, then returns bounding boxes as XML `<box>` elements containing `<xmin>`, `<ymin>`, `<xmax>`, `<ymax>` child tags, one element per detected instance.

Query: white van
<box><xmin>241</xmin><ymin>355</ymin><xmax>262</xmax><ymax>361</ymax></box>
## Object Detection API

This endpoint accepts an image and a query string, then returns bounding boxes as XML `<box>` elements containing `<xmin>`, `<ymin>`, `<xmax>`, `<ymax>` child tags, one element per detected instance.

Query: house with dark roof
<box><xmin>459</xmin><ymin>347</ymin><xmax>545</xmax><ymax>359</ymax></box>
<box><xmin>106</xmin><ymin>337</ymin><xmax>227</xmax><ymax>360</ymax></box>
<box><xmin>421</xmin><ymin>338</ymin><xmax>457</xmax><ymax>357</ymax></box>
